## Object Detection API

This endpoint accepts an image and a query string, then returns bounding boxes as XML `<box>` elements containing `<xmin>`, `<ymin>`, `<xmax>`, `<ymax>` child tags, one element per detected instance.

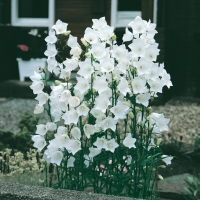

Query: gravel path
<box><xmin>0</xmin><ymin>97</ymin><xmax>200</xmax><ymax>145</ymax></box>
<box><xmin>0</xmin><ymin>98</ymin><xmax>49</xmax><ymax>133</ymax></box>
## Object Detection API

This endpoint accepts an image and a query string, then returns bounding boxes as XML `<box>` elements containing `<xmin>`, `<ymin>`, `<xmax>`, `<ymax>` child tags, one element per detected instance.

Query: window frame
<box><xmin>11</xmin><ymin>0</ymin><xmax>55</xmax><ymax>28</ymax></box>
<box><xmin>111</xmin><ymin>0</ymin><xmax>141</xmax><ymax>28</ymax></box>
<box><xmin>111</xmin><ymin>0</ymin><xmax>158</xmax><ymax>28</ymax></box>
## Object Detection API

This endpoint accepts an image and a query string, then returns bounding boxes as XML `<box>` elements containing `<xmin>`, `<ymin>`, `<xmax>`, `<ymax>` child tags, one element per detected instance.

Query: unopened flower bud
<box><xmin>55</xmin><ymin>80</ymin><xmax>61</xmax><ymax>85</ymax></box>
<box><xmin>152</xmin><ymin>168</ymin><xmax>156</xmax><ymax>171</ymax></box>
<box><xmin>81</xmin><ymin>38</ymin><xmax>89</xmax><ymax>47</ymax></box>
<box><xmin>147</xmin><ymin>107</ymin><xmax>152</xmax><ymax>112</ymax></box>
<box><xmin>135</xmin><ymin>107</ymin><xmax>140</xmax><ymax>112</ymax></box>
<box><xmin>148</xmin><ymin>126</ymin><xmax>153</xmax><ymax>131</ymax></box>
<box><xmin>111</xmin><ymin>34</ymin><xmax>117</xmax><ymax>41</ymax></box>
<box><xmin>123</xmin><ymin>101</ymin><xmax>131</xmax><ymax>107</ymax></box>
<box><xmin>158</xmin><ymin>175</ymin><xmax>163</xmax><ymax>180</ymax></box>
<box><xmin>158</xmin><ymin>165</ymin><xmax>166</xmax><ymax>169</ymax></box>
<box><xmin>146</xmin><ymin>116</ymin><xmax>151</xmax><ymax>121</ymax></box>
<box><xmin>64</xmin><ymin>30</ymin><xmax>71</xmax><ymax>36</ymax></box>
<box><xmin>85</xmin><ymin>52</ymin><xmax>91</xmax><ymax>57</ymax></box>
<box><xmin>39</xmin><ymin>179</ymin><xmax>45</xmax><ymax>183</ymax></box>
<box><xmin>129</xmin><ymin>111</ymin><xmax>134</xmax><ymax>119</ymax></box>
<box><xmin>139</xmin><ymin>121</ymin><xmax>143</xmax><ymax>126</ymax></box>
<box><xmin>150</xmin><ymin>97</ymin><xmax>154</xmax><ymax>102</ymax></box>
<box><xmin>113</xmin><ymin>76</ymin><xmax>118</xmax><ymax>80</ymax></box>
<box><xmin>157</xmin><ymin>138</ymin><xmax>162</xmax><ymax>146</ymax></box>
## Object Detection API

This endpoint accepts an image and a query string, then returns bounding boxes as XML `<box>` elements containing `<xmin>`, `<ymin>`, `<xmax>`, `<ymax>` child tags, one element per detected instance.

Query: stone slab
<box><xmin>158</xmin><ymin>173</ymin><xmax>189</xmax><ymax>200</ymax></box>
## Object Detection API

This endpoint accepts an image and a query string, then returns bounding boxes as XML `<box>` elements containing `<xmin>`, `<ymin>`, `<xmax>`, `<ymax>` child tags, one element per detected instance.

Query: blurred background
<box><xmin>0</xmin><ymin>0</ymin><xmax>200</xmax><ymax>102</ymax></box>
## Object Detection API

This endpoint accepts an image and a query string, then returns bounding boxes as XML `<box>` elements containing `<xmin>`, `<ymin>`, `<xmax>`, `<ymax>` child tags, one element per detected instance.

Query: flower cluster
<box><xmin>30</xmin><ymin>16</ymin><xmax>172</xmax><ymax>198</ymax></box>
<box><xmin>30</xmin><ymin>16</ymin><xmax>172</xmax><ymax>165</ymax></box>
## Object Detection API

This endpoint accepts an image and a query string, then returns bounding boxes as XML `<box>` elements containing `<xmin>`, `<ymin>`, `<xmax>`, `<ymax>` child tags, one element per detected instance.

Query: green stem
<box><xmin>56</xmin><ymin>165</ymin><xmax>61</xmax><ymax>189</ymax></box>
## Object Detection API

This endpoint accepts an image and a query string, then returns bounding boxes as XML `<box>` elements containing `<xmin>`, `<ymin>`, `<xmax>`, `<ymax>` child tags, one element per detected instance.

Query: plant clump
<box><xmin>30</xmin><ymin>16</ymin><xmax>173</xmax><ymax>199</ymax></box>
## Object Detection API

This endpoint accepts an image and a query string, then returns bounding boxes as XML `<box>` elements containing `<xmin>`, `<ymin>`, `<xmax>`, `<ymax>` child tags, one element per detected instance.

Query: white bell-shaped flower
<box><xmin>89</xmin><ymin>147</ymin><xmax>101</xmax><ymax>158</ymax></box>
<box><xmin>47</xmin><ymin>57</ymin><xmax>57</xmax><ymax>73</ymax></box>
<box><xmin>123</xmin><ymin>28</ymin><xmax>133</xmax><ymax>42</ymax></box>
<box><xmin>105</xmin><ymin>138</ymin><xmax>119</xmax><ymax>153</ymax></box>
<box><xmin>148</xmin><ymin>79</ymin><xmax>163</xmax><ymax>93</ymax></box>
<box><xmin>100</xmin><ymin>58</ymin><xmax>114</xmax><ymax>73</ymax></box>
<box><xmin>44</xmin><ymin>44</ymin><xmax>58</xmax><ymax>57</ymax></box>
<box><xmin>90</xmin><ymin>43</ymin><xmax>106</xmax><ymax>59</ymax></box>
<box><xmin>34</xmin><ymin>104</ymin><xmax>44</xmax><ymax>114</ymax></box>
<box><xmin>77</xmin><ymin>103</ymin><xmax>89</xmax><ymax>116</ymax></box>
<box><xmin>129</xmin><ymin>38</ymin><xmax>147</xmax><ymax>58</ymax></box>
<box><xmin>161</xmin><ymin>155</ymin><xmax>173</xmax><ymax>165</ymax></box>
<box><xmin>70</xmin><ymin>46</ymin><xmax>82</xmax><ymax>59</ymax></box>
<box><xmin>144</xmin><ymin>44</ymin><xmax>160</xmax><ymax>61</ymax></box>
<box><xmin>59</xmin><ymin>68</ymin><xmax>71</xmax><ymax>80</ymax></box>
<box><xmin>63</xmin><ymin>58</ymin><xmax>79</xmax><ymax>72</ymax></box>
<box><xmin>50</xmin><ymin>151</ymin><xmax>63</xmax><ymax>166</ymax></box>
<box><xmin>132</xmin><ymin>77</ymin><xmax>147</xmax><ymax>94</ymax></box>
<box><xmin>70</xmin><ymin>127</ymin><xmax>81</xmax><ymax>140</ymax></box>
<box><xmin>93</xmin><ymin>77</ymin><xmax>109</xmax><ymax>94</ymax></box>
<box><xmin>59</xmin><ymin>90</ymin><xmax>71</xmax><ymax>102</ymax></box>
<box><xmin>99</xmin><ymin>25</ymin><xmax>114</xmax><ymax>41</ymax></box>
<box><xmin>36</xmin><ymin>124</ymin><xmax>48</xmax><ymax>136</ymax></box>
<box><xmin>128</xmin><ymin>16</ymin><xmax>146</xmax><ymax>34</ymax></box>
<box><xmin>35</xmin><ymin>92</ymin><xmax>49</xmax><ymax>106</ymax></box>
<box><xmin>77</xmin><ymin>59</ymin><xmax>94</xmax><ymax>79</ymax></box>
<box><xmin>68</xmin><ymin>96</ymin><xmax>80</xmax><ymax>107</ymax></box>
<box><xmin>46</xmin><ymin>122</ymin><xmax>57</xmax><ymax>131</ymax></box>
<box><xmin>56</xmin><ymin>126</ymin><xmax>68</xmax><ymax>136</ymax></box>
<box><xmin>99</xmin><ymin>116</ymin><xmax>117</xmax><ymax>131</ymax></box>
<box><xmin>55</xmin><ymin>134</ymin><xmax>70</xmax><ymax>148</ymax></box>
<box><xmin>74</xmin><ymin>77</ymin><xmax>89</xmax><ymax>94</ymax></box>
<box><xmin>69</xmin><ymin>139</ymin><xmax>81</xmax><ymax>155</ymax></box>
<box><xmin>123</xmin><ymin>133</ymin><xmax>136</xmax><ymax>149</ymax></box>
<box><xmin>92</xmin><ymin>17</ymin><xmax>107</xmax><ymax>30</ymax></box>
<box><xmin>30</xmin><ymin>71</ymin><xmax>43</xmax><ymax>81</ymax></box>
<box><xmin>68</xmin><ymin>35</ymin><xmax>78</xmax><ymax>48</ymax></box>
<box><xmin>117</xmin><ymin>57</ymin><xmax>130</xmax><ymax>74</ymax></box>
<box><xmin>94</xmin><ymin>94</ymin><xmax>111</xmax><ymax>113</ymax></box>
<box><xmin>110</xmin><ymin>101</ymin><xmax>129</xmax><ymax>120</ymax></box>
<box><xmin>62</xmin><ymin>109</ymin><xmax>79</xmax><ymax>125</ymax></box>
<box><xmin>30</xmin><ymin>81</ymin><xmax>44</xmax><ymax>94</ymax></box>
<box><xmin>52</xmin><ymin>19</ymin><xmax>68</xmax><ymax>35</ymax></box>
<box><xmin>136</xmin><ymin>93</ymin><xmax>151</xmax><ymax>107</ymax></box>
<box><xmin>112</xmin><ymin>44</ymin><xmax>128</xmax><ymax>59</ymax></box>
<box><xmin>84</xmin><ymin>27</ymin><xmax>98</xmax><ymax>44</ymax></box>
<box><xmin>134</xmin><ymin>58</ymin><xmax>152</xmax><ymax>76</ymax></box>
<box><xmin>83</xmin><ymin>124</ymin><xmax>95</xmax><ymax>139</ymax></box>
<box><xmin>32</xmin><ymin>135</ymin><xmax>46</xmax><ymax>151</ymax></box>
<box><xmin>67</xmin><ymin>156</ymin><xmax>75</xmax><ymax>168</ymax></box>
<box><xmin>117</xmin><ymin>77</ymin><xmax>131</xmax><ymax>96</ymax></box>
<box><xmin>45</xmin><ymin>30</ymin><xmax>57</xmax><ymax>44</ymax></box>
<box><xmin>93</xmin><ymin>137</ymin><xmax>107</xmax><ymax>150</ymax></box>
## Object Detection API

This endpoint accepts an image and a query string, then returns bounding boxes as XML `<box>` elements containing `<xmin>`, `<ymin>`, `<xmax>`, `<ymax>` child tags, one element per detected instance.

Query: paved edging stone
<box><xmin>0</xmin><ymin>182</ymin><xmax>141</xmax><ymax>200</ymax></box>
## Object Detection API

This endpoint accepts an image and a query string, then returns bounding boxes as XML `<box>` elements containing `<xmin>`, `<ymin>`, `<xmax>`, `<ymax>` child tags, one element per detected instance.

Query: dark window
<box><xmin>18</xmin><ymin>0</ymin><xmax>48</xmax><ymax>18</ymax></box>
<box><xmin>118</xmin><ymin>0</ymin><xmax>141</xmax><ymax>11</ymax></box>
<box><xmin>0</xmin><ymin>0</ymin><xmax>11</xmax><ymax>24</ymax></box>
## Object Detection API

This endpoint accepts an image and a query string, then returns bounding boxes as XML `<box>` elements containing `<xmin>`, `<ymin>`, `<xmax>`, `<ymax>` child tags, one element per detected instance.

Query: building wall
<box><xmin>55</xmin><ymin>0</ymin><xmax>111</xmax><ymax>39</ymax></box>
<box><xmin>164</xmin><ymin>0</ymin><xmax>200</xmax><ymax>97</ymax></box>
